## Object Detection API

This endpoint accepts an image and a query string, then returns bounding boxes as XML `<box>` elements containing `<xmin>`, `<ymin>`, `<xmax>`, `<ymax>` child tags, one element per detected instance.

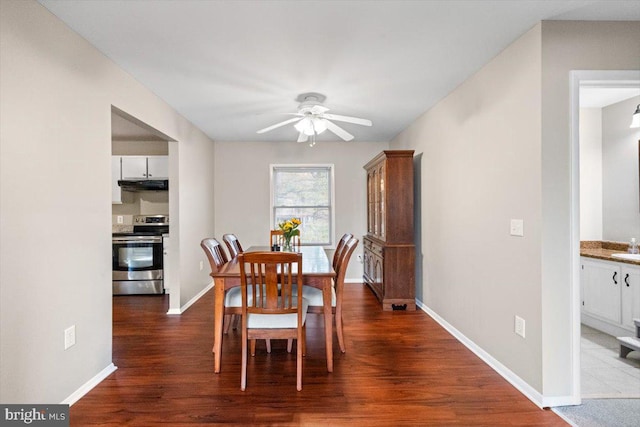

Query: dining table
<box><xmin>211</xmin><ymin>245</ymin><xmax>336</xmax><ymax>373</ymax></box>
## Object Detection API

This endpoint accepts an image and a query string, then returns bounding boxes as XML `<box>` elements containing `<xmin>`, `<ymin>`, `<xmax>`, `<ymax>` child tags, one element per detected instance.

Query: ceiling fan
<box><xmin>256</xmin><ymin>93</ymin><xmax>372</xmax><ymax>146</ymax></box>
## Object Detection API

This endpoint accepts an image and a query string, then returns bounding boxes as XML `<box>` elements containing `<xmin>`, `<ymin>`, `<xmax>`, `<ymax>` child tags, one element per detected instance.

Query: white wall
<box><xmin>213</xmin><ymin>140</ymin><xmax>388</xmax><ymax>281</ymax></box>
<box><xmin>579</xmin><ymin>108</ymin><xmax>603</xmax><ymax>240</ymax></box>
<box><xmin>0</xmin><ymin>0</ymin><xmax>215</xmax><ymax>403</ymax></box>
<box><xmin>602</xmin><ymin>95</ymin><xmax>640</xmax><ymax>242</ymax></box>
<box><xmin>393</xmin><ymin>25</ymin><xmax>544</xmax><ymax>390</ymax></box>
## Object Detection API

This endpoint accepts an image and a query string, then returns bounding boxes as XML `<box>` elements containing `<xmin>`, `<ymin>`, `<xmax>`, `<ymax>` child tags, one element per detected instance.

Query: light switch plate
<box><xmin>510</xmin><ymin>219</ymin><xmax>524</xmax><ymax>237</ymax></box>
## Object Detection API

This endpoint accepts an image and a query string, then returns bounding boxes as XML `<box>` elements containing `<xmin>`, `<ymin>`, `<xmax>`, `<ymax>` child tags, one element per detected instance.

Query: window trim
<box><xmin>270</xmin><ymin>164</ymin><xmax>335</xmax><ymax>247</ymax></box>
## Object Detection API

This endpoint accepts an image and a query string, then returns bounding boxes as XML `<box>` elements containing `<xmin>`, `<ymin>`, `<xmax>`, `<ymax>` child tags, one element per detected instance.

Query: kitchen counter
<box><xmin>580</xmin><ymin>241</ymin><xmax>640</xmax><ymax>266</ymax></box>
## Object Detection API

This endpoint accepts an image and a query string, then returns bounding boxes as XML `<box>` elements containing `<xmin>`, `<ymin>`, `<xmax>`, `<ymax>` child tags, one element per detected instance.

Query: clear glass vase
<box><xmin>282</xmin><ymin>235</ymin><xmax>293</xmax><ymax>252</ymax></box>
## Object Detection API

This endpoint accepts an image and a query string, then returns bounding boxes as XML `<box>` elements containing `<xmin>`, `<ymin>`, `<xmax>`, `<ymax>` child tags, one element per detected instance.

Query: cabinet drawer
<box><xmin>370</xmin><ymin>242</ymin><xmax>383</xmax><ymax>257</ymax></box>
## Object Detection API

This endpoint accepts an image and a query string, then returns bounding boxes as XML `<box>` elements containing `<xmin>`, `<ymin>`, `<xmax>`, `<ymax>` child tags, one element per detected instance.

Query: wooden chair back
<box><xmin>333</xmin><ymin>233</ymin><xmax>354</xmax><ymax>270</ymax></box>
<box><xmin>238</xmin><ymin>251</ymin><xmax>305</xmax><ymax>391</ymax></box>
<box><xmin>222</xmin><ymin>233</ymin><xmax>244</xmax><ymax>258</ymax></box>
<box><xmin>335</xmin><ymin>237</ymin><xmax>359</xmax><ymax>303</ymax></box>
<box><xmin>270</xmin><ymin>229</ymin><xmax>301</xmax><ymax>249</ymax></box>
<box><xmin>200</xmin><ymin>238</ymin><xmax>228</xmax><ymax>274</ymax></box>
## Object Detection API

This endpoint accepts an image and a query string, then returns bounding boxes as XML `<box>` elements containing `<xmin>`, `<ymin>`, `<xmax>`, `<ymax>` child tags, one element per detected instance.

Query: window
<box><xmin>271</xmin><ymin>164</ymin><xmax>335</xmax><ymax>246</ymax></box>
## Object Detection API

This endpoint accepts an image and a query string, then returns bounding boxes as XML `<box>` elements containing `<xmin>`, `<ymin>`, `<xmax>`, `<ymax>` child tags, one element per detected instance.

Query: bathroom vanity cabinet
<box><xmin>581</xmin><ymin>257</ymin><xmax>640</xmax><ymax>336</ymax></box>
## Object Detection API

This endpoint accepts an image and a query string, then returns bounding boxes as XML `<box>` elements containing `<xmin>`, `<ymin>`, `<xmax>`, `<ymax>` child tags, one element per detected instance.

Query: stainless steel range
<box><xmin>112</xmin><ymin>215</ymin><xmax>169</xmax><ymax>295</ymax></box>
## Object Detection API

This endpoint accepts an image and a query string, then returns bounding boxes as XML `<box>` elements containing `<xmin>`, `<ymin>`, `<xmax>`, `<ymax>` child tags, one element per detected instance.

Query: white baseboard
<box><xmin>62</xmin><ymin>363</ymin><xmax>117</xmax><ymax>406</ymax></box>
<box><xmin>416</xmin><ymin>299</ymin><xmax>575</xmax><ymax>408</ymax></box>
<box><xmin>177</xmin><ymin>281</ymin><xmax>214</xmax><ymax>314</ymax></box>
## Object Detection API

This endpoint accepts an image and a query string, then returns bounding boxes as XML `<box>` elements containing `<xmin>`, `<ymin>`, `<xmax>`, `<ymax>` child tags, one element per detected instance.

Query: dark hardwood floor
<box><xmin>70</xmin><ymin>284</ymin><xmax>567</xmax><ymax>426</ymax></box>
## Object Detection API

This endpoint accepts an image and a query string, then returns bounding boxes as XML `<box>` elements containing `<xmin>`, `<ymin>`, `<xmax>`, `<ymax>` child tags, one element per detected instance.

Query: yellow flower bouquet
<box><xmin>278</xmin><ymin>217</ymin><xmax>301</xmax><ymax>250</ymax></box>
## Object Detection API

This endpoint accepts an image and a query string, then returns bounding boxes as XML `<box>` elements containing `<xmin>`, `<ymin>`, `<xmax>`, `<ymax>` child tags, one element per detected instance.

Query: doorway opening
<box><xmin>570</xmin><ymin>71</ymin><xmax>640</xmax><ymax>401</ymax></box>
<box><xmin>111</xmin><ymin>106</ymin><xmax>177</xmax><ymax>311</ymax></box>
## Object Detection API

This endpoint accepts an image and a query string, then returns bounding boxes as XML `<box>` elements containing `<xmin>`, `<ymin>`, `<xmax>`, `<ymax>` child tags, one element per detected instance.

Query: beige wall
<box><xmin>393</xmin><ymin>25</ymin><xmax>544</xmax><ymax>390</ymax></box>
<box><xmin>540</xmin><ymin>20</ymin><xmax>640</xmax><ymax>398</ymax></box>
<box><xmin>393</xmin><ymin>20</ymin><xmax>640</xmax><ymax>403</ymax></box>
<box><xmin>212</xmin><ymin>140</ymin><xmax>388</xmax><ymax>281</ymax></box>
<box><xmin>602</xmin><ymin>95</ymin><xmax>640</xmax><ymax>242</ymax></box>
<box><xmin>0</xmin><ymin>0</ymin><xmax>215</xmax><ymax>403</ymax></box>
<box><xmin>579</xmin><ymin>108</ymin><xmax>603</xmax><ymax>240</ymax></box>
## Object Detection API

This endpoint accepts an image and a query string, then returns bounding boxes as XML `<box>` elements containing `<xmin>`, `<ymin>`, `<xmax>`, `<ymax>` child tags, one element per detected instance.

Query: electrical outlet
<box><xmin>116</xmin><ymin>215</ymin><xmax>124</xmax><ymax>224</ymax></box>
<box><xmin>514</xmin><ymin>316</ymin><xmax>525</xmax><ymax>338</ymax></box>
<box><xmin>64</xmin><ymin>325</ymin><xmax>76</xmax><ymax>350</ymax></box>
<box><xmin>199</xmin><ymin>260</ymin><xmax>204</xmax><ymax>271</ymax></box>
<box><xmin>357</xmin><ymin>254</ymin><xmax>363</xmax><ymax>263</ymax></box>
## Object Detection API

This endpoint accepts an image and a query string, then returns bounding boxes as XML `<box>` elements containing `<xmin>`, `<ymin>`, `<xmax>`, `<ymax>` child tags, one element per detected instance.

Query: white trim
<box><xmin>569</xmin><ymin>69</ymin><xmax>640</xmax><ymax>406</ymax></box>
<box><xmin>169</xmin><ymin>281</ymin><xmax>214</xmax><ymax>315</ymax></box>
<box><xmin>269</xmin><ymin>164</ymin><xmax>336</xmax><ymax>246</ymax></box>
<box><xmin>416</xmin><ymin>299</ymin><xmax>577</xmax><ymax>408</ymax></box>
<box><xmin>62</xmin><ymin>363</ymin><xmax>117</xmax><ymax>406</ymax></box>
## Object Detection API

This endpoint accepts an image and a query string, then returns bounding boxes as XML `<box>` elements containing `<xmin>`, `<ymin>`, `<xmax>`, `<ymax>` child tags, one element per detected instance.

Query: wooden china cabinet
<box><xmin>362</xmin><ymin>150</ymin><xmax>416</xmax><ymax>311</ymax></box>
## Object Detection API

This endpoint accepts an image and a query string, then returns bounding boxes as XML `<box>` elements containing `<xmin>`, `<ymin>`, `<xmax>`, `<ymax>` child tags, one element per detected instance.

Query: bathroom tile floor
<box><xmin>581</xmin><ymin>325</ymin><xmax>640</xmax><ymax>398</ymax></box>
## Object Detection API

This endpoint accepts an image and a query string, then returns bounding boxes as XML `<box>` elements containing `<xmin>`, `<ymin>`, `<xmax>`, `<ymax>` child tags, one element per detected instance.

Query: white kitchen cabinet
<box><xmin>146</xmin><ymin>156</ymin><xmax>168</xmax><ymax>179</ymax></box>
<box><xmin>120</xmin><ymin>155</ymin><xmax>168</xmax><ymax>179</ymax></box>
<box><xmin>121</xmin><ymin>156</ymin><xmax>148</xmax><ymax>179</ymax></box>
<box><xmin>621</xmin><ymin>264</ymin><xmax>640</xmax><ymax>330</ymax></box>
<box><xmin>581</xmin><ymin>257</ymin><xmax>640</xmax><ymax>335</ymax></box>
<box><xmin>111</xmin><ymin>156</ymin><xmax>122</xmax><ymax>204</ymax></box>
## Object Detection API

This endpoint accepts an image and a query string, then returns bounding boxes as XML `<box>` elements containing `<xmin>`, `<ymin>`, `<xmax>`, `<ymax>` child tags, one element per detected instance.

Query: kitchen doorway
<box><xmin>111</xmin><ymin>106</ymin><xmax>177</xmax><ymax>311</ymax></box>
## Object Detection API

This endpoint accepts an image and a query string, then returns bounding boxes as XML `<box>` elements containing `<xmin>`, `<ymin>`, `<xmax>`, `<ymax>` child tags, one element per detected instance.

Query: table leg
<box><xmin>213</xmin><ymin>277</ymin><xmax>225</xmax><ymax>373</ymax></box>
<box><xmin>323</xmin><ymin>279</ymin><xmax>333</xmax><ymax>372</ymax></box>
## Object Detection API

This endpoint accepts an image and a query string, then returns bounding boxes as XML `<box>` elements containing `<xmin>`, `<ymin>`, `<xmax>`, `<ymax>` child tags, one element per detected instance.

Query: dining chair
<box><xmin>238</xmin><ymin>251</ymin><xmax>308</xmax><ymax>391</ymax></box>
<box><xmin>297</xmin><ymin>237</ymin><xmax>358</xmax><ymax>353</ymax></box>
<box><xmin>270</xmin><ymin>229</ymin><xmax>301</xmax><ymax>250</ymax></box>
<box><xmin>333</xmin><ymin>233</ymin><xmax>354</xmax><ymax>270</ymax></box>
<box><xmin>200</xmin><ymin>238</ymin><xmax>241</xmax><ymax>339</ymax></box>
<box><xmin>221</xmin><ymin>233</ymin><xmax>245</xmax><ymax>333</ymax></box>
<box><xmin>222</xmin><ymin>233</ymin><xmax>244</xmax><ymax>258</ymax></box>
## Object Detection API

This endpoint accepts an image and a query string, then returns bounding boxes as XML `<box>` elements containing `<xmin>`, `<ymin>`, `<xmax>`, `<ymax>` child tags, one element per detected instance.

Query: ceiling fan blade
<box><xmin>323</xmin><ymin>113</ymin><xmax>372</xmax><ymax>127</ymax></box>
<box><xmin>256</xmin><ymin>117</ymin><xmax>301</xmax><ymax>134</ymax></box>
<box><xmin>297</xmin><ymin>132</ymin><xmax>308</xmax><ymax>143</ymax></box>
<box><xmin>325</xmin><ymin>120</ymin><xmax>354</xmax><ymax>141</ymax></box>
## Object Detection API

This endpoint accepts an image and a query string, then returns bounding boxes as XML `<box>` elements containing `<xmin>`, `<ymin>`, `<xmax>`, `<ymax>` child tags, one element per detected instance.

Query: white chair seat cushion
<box><xmin>247</xmin><ymin>297</ymin><xmax>309</xmax><ymax>329</ymax></box>
<box><xmin>224</xmin><ymin>286</ymin><xmax>243</xmax><ymax>307</ymax></box>
<box><xmin>293</xmin><ymin>285</ymin><xmax>336</xmax><ymax>307</ymax></box>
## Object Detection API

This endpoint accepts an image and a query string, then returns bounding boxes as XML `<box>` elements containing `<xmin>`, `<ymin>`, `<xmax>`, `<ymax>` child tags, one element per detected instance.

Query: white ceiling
<box><xmin>39</xmin><ymin>0</ymin><xmax>640</xmax><ymax>143</ymax></box>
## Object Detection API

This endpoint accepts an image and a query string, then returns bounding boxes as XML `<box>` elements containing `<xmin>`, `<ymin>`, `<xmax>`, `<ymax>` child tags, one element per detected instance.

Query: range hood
<box><xmin>118</xmin><ymin>179</ymin><xmax>168</xmax><ymax>192</ymax></box>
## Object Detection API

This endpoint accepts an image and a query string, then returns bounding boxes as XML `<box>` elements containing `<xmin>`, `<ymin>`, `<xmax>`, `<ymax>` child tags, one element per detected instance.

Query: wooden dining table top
<box><xmin>212</xmin><ymin>245</ymin><xmax>335</xmax><ymax>280</ymax></box>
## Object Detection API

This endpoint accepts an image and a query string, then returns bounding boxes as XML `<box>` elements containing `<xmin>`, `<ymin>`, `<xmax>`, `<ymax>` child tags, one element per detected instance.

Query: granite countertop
<box><xmin>580</xmin><ymin>241</ymin><xmax>640</xmax><ymax>266</ymax></box>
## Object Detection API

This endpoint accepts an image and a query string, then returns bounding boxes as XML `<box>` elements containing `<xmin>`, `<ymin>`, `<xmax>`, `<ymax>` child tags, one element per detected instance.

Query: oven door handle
<box><xmin>113</xmin><ymin>238</ymin><xmax>162</xmax><ymax>244</ymax></box>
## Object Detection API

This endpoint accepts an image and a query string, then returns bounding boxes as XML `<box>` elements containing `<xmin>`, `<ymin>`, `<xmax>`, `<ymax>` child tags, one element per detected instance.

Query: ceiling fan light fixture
<box><xmin>294</xmin><ymin>117</ymin><xmax>327</xmax><ymax>136</ymax></box>
<box><xmin>294</xmin><ymin>117</ymin><xmax>314</xmax><ymax>135</ymax></box>
<box><xmin>631</xmin><ymin>104</ymin><xmax>640</xmax><ymax>129</ymax></box>
<box><xmin>313</xmin><ymin>118</ymin><xmax>328</xmax><ymax>134</ymax></box>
